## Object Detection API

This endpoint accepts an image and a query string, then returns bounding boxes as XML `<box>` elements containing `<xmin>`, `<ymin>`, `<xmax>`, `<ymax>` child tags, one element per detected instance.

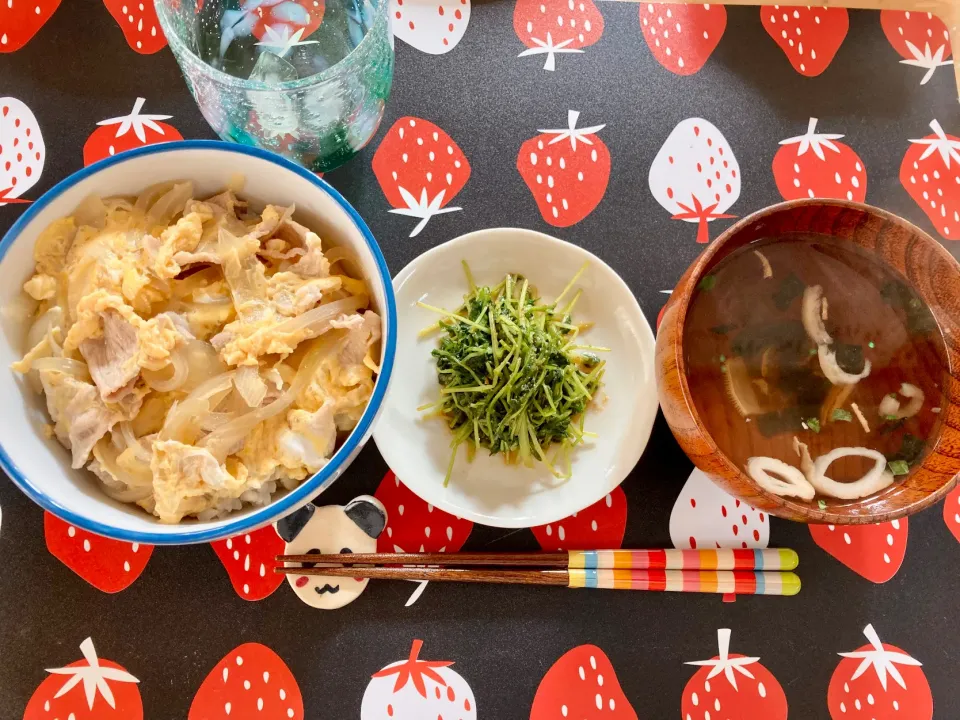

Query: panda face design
<box><xmin>275</xmin><ymin>495</ymin><xmax>388</xmax><ymax>610</ymax></box>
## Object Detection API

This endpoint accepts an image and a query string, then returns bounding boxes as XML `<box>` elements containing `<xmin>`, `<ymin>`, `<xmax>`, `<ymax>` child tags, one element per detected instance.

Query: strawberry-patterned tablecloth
<box><xmin>2</xmin><ymin>2</ymin><xmax>960</xmax><ymax>718</ymax></box>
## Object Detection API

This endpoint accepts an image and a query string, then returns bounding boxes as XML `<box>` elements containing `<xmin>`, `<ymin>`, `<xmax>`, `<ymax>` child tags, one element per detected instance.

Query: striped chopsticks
<box><xmin>568</xmin><ymin>549</ymin><xmax>799</xmax><ymax>595</ymax></box>
<box><xmin>276</xmin><ymin>548</ymin><xmax>801</xmax><ymax>596</ymax></box>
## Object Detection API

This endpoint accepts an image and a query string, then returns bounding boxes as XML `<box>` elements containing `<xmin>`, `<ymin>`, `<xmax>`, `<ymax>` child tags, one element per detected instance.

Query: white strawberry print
<box><xmin>648</xmin><ymin>117</ymin><xmax>740</xmax><ymax>243</ymax></box>
<box><xmin>361</xmin><ymin>639</ymin><xmax>477</xmax><ymax>720</ymax></box>
<box><xmin>670</xmin><ymin>468</ymin><xmax>769</xmax><ymax>550</ymax></box>
<box><xmin>0</xmin><ymin>97</ymin><xmax>45</xmax><ymax>205</ymax></box>
<box><xmin>392</xmin><ymin>0</ymin><xmax>470</xmax><ymax>54</ymax></box>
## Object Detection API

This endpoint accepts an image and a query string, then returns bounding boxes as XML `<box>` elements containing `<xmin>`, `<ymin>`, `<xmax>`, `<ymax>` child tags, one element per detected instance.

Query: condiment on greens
<box><xmin>420</xmin><ymin>263</ymin><xmax>605</xmax><ymax>486</ymax></box>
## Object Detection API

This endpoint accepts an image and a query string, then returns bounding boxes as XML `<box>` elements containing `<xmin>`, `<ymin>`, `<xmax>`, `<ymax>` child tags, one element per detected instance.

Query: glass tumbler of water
<box><xmin>155</xmin><ymin>0</ymin><xmax>394</xmax><ymax>172</ymax></box>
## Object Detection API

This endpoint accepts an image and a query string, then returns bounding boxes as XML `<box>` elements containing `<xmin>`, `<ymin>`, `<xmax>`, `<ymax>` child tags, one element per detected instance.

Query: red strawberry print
<box><xmin>0</xmin><ymin>97</ymin><xmax>45</xmax><ymax>206</ymax></box>
<box><xmin>761</xmin><ymin>5</ymin><xmax>848</xmax><ymax>77</ymax></box>
<box><xmin>648</xmin><ymin>118</ymin><xmax>740</xmax><ymax>244</ymax></box>
<box><xmin>531</xmin><ymin>487</ymin><xmax>627</xmax><ymax>550</ymax></box>
<box><xmin>0</xmin><ymin>0</ymin><xmax>60</xmax><ymax>52</ymax></box>
<box><xmin>361</xmin><ymin>639</ymin><xmax>477</xmax><ymax>720</ymax></box>
<box><xmin>530</xmin><ymin>644</ymin><xmax>636</xmax><ymax>719</ymax></box>
<box><xmin>639</xmin><ymin>3</ymin><xmax>726</xmax><ymax>76</ymax></box>
<box><xmin>372</xmin><ymin>116</ymin><xmax>471</xmax><ymax>237</ymax></box>
<box><xmin>24</xmin><ymin>637</ymin><xmax>142</xmax><ymax>720</ymax></box>
<box><xmin>682</xmin><ymin>629</ymin><xmax>788</xmax><ymax>720</ymax></box>
<box><xmin>772</xmin><ymin>117</ymin><xmax>867</xmax><ymax>203</ymax></box>
<box><xmin>670</xmin><ymin>468</ymin><xmax>769</xmax><ymax>550</ymax></box>
<box><xmin>809</xmin><ymin>519</ymin><xmax>907</xmax><ymax>584</ymax></box>
<box><xmin>211</xmin><ymin>524</ymin><xmax>286</xmax><ymax>601</ymax></box>
<box><xmin>517</xmin><ymin>110</ymin><xmax>610</xmax><ymax>227</ymax></box>
<box><xmin>44</xmin><ymin>512</ymin><xmax>153</xmax><ymax>593</ymax></box>
<box><xmin>393</xmin><ymin>0</ymin><xmax>470</xmax><ymax>54</ymax></box>
<box><xmin>103</xmin><ymin>0</ymin><xmax>167</xmax><ymax>54</ymax></box>
<box><xmin>189</xmin><ymin>643</ymin><xmax>304</xmax><ymax>720</ymax></box>
<box><xmin>514</xmin><ymin>0</ymin><xmax>604</xmax><ymax>72</ymax></box>
<box><xmin>943</xmin><ymin>484</ymin><xmax>960</xmax><ymax>543</ymax></box>
<box><xmin>251</xmin><ymin>0</ymin><xmax>325</xmax><ymax>43</ymax></box>
<box><xmin>828</xmin><ymin>624</ymin><xmax>932</xmax><ymax>719</ymax></box>
<box><xmin>375</xmin><ymin>471</ymin><xmax>473</xmax><ymax>554</ymax></box>
<box><xmin>374</xmin><ymin>470</ymin><xmax>473</xmax><ymax>606</ymax></box>
<box><xmin>82</xmin><ymin>98</ymin><xmax>183</xmax><ymax>166</ymax></box>
<box><xmin>880</xmin><ymin>11</ymin><xmax>952</xmax><ymax>85</ymax></box>
<box><xmin>900</xmin><ymin>119</ymin><xmax>960</xmax><ymax>240</ymax></box>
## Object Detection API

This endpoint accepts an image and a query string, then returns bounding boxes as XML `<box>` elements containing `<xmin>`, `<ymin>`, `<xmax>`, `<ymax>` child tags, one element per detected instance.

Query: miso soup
<box><xmin>683</xmin><ymin>234</ymin><xmax>948</xmax><ymax>505</ymax></box>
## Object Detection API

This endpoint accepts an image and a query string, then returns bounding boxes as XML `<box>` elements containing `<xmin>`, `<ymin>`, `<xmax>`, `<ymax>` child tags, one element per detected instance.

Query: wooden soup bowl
<box><xmin>656</xmin><ymin>199</ymin><xmax>960</xmax><ymax>524</ymax></box>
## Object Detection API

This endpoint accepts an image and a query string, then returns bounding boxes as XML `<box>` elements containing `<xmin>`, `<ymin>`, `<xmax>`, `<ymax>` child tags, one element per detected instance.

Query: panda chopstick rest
<box><xmin>275</xmin><ymin>495</ymin><xmax>388</xmax><ymax>609</ymax></box>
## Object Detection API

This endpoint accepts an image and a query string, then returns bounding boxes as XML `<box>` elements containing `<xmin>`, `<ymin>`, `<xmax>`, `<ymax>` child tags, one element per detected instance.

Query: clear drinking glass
<box><xmin>155</xmin><ymin>0</ymin><xmax>394</xmax><ymax>172</ymax></box>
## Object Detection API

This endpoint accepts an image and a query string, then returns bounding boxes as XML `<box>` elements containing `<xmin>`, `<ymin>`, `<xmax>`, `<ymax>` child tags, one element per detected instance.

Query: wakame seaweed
<box><xmin>420</xmin><ymin>263</ymin><xmax>604</xmax><ymax>485</ymax></box>
<box><xmin>773</xmin><ymin>272</ymin><xmax>805</xmax><ymax>311</ymax></box>
<box><xmin>731</xmin><ymin>321</ymin><xmax>808</xmax><ymax>361</ymax></box>
<box><xmin>880</xmin><ymin>280</ymin><xmax>937</xmax><ymax>335</ymax></box>
<box><xmin>888</xmin><ymin>433</ymin><xmax>925</xmax><ymax>466</ymax></box>
<box><xmin>834</xmin><ymin>342</ymin><xmax>865</xmax><ymax>375</ymax></box>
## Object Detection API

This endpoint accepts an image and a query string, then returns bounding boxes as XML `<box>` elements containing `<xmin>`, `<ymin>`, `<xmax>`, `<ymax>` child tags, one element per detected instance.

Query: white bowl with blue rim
<box><xmin>0</xmin><ymin>141</ymin><xmax>396</xmax><ymax>545</ymax></box>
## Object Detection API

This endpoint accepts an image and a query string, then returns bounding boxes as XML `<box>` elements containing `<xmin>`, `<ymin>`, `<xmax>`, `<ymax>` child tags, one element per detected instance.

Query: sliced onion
<box><xmin>879</xmin><ymin>383</ymin><xmax>925</xmax><ymax>420</ymax></box>
<box><xmin>182</xmin><ymin>339</ymin><xmax>228</xmax><ymax>391</ymax></box>
<box><xmin>199</xmin><ymin>411</ymin><xmax>238</xmax><ymax>431</ymax></box>
<box><xmin>142</xmin><ymin>347</ymin><xmax>189</xmax><ymax>392</ymax></box>
<box><xmin>74</xmin><ymin>194</ymin><xmax>108</xmax><ymax>229</ymax></box>
<box><xmin>147</xmin><ymin>181</ymin><xmax>194</xmax><ymax>227</ymax></box>
<box><xmin>92</xmin><ymin>442</ymin><xmax>153</xmax><ymax>503</ymax></box>
<box><xmin>219</xmin><ymin>227</ymin><xmax>268</xmax><ymax>320</ymax></box>
<box><xmin>802</xmin><ymin>285</ymin><xmax>832</xmax><ymax>345</ymax></box>
<box><xmin>818</xmin><ymin>344</ymin><xmax>872</xmax><ymax>386</ymax></box>
<box><xmin>746</xmin><ymin>456</ymin><xmax>816</xmax><ymax>499</ymax></box>
<box><xmin>234</xmin><ymin>364</ymin><xmax>267</xmax><ymax>407</ymax></box>
<box><xmin>325</xmin><ymin>245</ymin><xmax>364</xmax><ymax>278</ymax></box>
<box><xmin>809</xmin><ymin>447</ymin><xmax>895</xmax><ymax>500</ymax></box>
<box><xmin>878</xmin><ymin>394</ymin><xmax>901</xmax><ymax>417</ymax></box>
<box><xmin>159</xmin><ymin>371</ymin><xmax>235</xmax><ymax>443</ymax></box>
<box><xmin>28</xmin><ymin>307</ymin><xmax>63</xmax><ymax>350</ymax></box>
<box><xmin>32</xmin><ymin>357</ymin><xmax>91</xmax><ymax>380</ymax></box>
<box><xmin>199</xmin><ymin>330</ymin><xmax>346</xmax><ymax>461</ymax></box>
<box><xmin>118</xmin><ymin>422</ymin><xmax>152</xmax><ymax>465</ymax></box>
<box><xmin>134</xmin><ymin>181</ymin><xmax>177</xmax><ymax>215</ymax></box>
<box><xmin>269</xmin><ymin>295</ymin><xmax>367</xmax><ymax>339</ymax></box>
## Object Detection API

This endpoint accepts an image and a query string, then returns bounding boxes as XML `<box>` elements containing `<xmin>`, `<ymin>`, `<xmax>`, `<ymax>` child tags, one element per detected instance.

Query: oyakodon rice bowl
<box><xmin>0</xmin><ymin>142</ymin><xmax>395</xmax><ymax>544</ymax></box>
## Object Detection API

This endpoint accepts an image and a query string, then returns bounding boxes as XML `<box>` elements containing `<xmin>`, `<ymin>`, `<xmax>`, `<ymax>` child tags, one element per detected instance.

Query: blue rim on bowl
<box><xmin>0</xmin><ymin>140</ymin><xmax>397</xmax><ymax>545</ymax></box>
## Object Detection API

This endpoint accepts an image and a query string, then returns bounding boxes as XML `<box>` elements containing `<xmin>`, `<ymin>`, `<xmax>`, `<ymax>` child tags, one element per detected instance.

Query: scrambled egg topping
<box><xmin>14</xmin><ymin>182</ymin><xmax>381</xmax><ymax>523</ymax></box>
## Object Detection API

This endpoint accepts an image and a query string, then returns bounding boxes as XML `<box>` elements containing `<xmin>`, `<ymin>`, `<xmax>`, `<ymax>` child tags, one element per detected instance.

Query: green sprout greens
<box><xmin>831</xmin><ymin>408</ymin><xmax>853</xmax><ymax>423</ymax></box>
<box><xmin>418</xmin><ymin>262</ymin><xmax>605</xmax><ymax>486</ymax></box>
<box><xmin>805</xmin><ymin>418</ymin><xmax>821</xmax><ymax>433</ymax></box>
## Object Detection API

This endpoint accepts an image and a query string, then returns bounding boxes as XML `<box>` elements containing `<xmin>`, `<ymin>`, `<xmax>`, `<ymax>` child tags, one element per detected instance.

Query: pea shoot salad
<box><xmin>418</xmin><ymin>262</ymin><xmax>606</xmax><ymax>485</ymax></box>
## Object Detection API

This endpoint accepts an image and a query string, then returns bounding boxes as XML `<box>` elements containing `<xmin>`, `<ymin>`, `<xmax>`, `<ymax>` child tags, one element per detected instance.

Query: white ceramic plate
<box><xmin>373</xmin><ymin>228</ymin><xmax>657</xmax><ymax>528</ymax></box>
